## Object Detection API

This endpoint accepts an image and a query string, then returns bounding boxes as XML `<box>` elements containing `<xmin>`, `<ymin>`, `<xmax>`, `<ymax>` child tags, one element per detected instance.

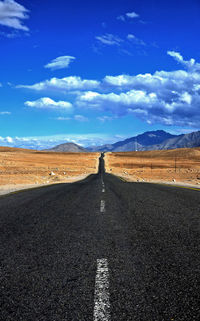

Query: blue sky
<box><xmin>0</xmin><ymin>0</ymin><xmax>200</xmax><ymax>149</ymax></box>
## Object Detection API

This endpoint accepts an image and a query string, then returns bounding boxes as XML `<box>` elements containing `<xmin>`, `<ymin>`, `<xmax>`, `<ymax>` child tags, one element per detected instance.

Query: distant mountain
<box><xmin>143</xmin><ymin>130</ymin><xmax>200</xmax><ymax>151</ymax></box>
<box><xmin>87</xmin><ymin>130</ymin><xmax>200</xmax><ymax>152</ymax></box>
<box><xmin>42</xmin><ymin>130</ymin><xmax>200</xmax><ymax>153</ymax></box>
<box><xmin>88</xmin><ymin>130</ymin><xmax>177</xmax><ymax>152</ymax></box>
<box><xmin>44</xmin><ymin>142</ymin><xmax>88</xmax><ymax>153</ymax></box>
<box><xmin>88</xmin><ymin>144</ymin><xmax>114</xmax><ymax>152</ymax></box>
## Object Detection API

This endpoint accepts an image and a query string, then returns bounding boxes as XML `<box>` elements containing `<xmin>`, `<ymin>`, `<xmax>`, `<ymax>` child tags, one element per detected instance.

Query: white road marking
<box><xmin>93</xmin><ymin>259</ymin><xmax>110</xmax><ymax>321</ymax></box>
<box><xmin>100</xmin><ymin>200</ymin><xmax>105</xmax><ymax>212</ymax></box>
<box><xmin>102</xmin><ymin>188</ymin><xmax>105</xmax><ymax>193</ymax></box>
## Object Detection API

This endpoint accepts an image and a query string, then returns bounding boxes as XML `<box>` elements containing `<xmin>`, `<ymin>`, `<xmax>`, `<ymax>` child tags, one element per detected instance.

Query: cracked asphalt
<box><xmin>0</xmin><ymin>154</ymin><xmax>200</xmax><ymax>320</ymax></box>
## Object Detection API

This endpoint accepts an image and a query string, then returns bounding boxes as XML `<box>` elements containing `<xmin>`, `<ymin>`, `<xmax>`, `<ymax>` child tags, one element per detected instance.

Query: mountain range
<box><xmin>44</xmin><ymin>130</ymin><xmax>200</xmax><ymax>152</ymax></box>
<box><xmin>88</xmin><ymin>130</ymin><xmax>176</xmax><ymax>152</ymax></box>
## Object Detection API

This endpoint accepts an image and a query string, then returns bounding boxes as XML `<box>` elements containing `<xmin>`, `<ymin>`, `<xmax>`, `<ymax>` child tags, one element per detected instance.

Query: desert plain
<box><xmin>0</xmin><ymin>146</ymin><xmax>200</xmax><ymax>195</ymax></box>
<box><xmin>0</xmin><ymin>147</ymin><xmax>100</xmax><ymax>195</ymax></box>
<box><xmin>105</xmin><ymin>147</ymin><xmax>200</xmax><ymax>186</ymax></box>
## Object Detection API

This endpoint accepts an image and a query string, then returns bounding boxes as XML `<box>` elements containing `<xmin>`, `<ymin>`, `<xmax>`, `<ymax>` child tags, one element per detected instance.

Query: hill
<box><xmin>44</xmin><ymin>142</ymin><xmax>88</xmax><ymax>153</ymax></box>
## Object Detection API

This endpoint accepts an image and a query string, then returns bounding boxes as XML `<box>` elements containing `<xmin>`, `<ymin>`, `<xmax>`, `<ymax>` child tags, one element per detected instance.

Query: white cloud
<box><xmin>167</xmin><ymin>51</ymin><xmax>200</xmax><ymax>71</ymax></box>
<box><xmin>18</xmin><ymin>76</ymin><xmax>100</xmax><ymax>92</ymax></box>
<box><xmin>17</xmin><ymin>51</ymin><xmax>200</xmax><ymax>128</ymax></box>
<box><xmin>127</xmin><ymin>34</ymin><xmax>146</xmax><ymax>46</ymax></box>
<box><xmin>76</xmin><ymin>52</ymin><xmax>200</xmax><ymax>128</ymax></box>
<box><xmin>96</xmin><ymin>33</ymin><xmax>123</xmax><ymax>46</ymax></box>
<box><xmin>6</xmin><ymin>136</ymin><xmax>13</xmax><ymax>143</ymax></box>
<box><xmin>0</xmin><ymin>0</ymin><xmax>29</xmax><ymax>31</ymax></box>
<box><xmin>25</xmin><ymin>97</ymin><xmax>73</xmax><ymax>110</ymax></box>
<box><xmin>0</xmin><ymin>111</ymin><xmax>11</xmax><ymax>115</ymax></box>
<box><xmin>74</xmin><ymin>115</ymin><xmax>88</xmax><ymax>122</ymax></box>
<box><xmin>0</xmin><ymin>133</ymin><xmax>119</xmax><ymax>149</ymax></box>
<box><xmin>117</xmin><ymin>11</ymin><xmax>139</xmax><ymax>22</ymax></box>
<box><xmin>44</xmin><ymin>55</ymin><xmax>75</xmax><ymax>70</ymax></box>
<box><xmin>55</xmin><ymin>117</ymin><xmax>71</xmax><ymax>121</ymax></box>
<box><xmin>55</xmin><ymin>115</ymin><xmax>88</xmax><ymax>122</ymax></box>
<box><xmin>126</xmin><ymin>12</ymin><xmax>139</xmax><ymax>19</ymax></box>
<box><xmin>78</xmin><ymin>90</ymin><xmax>158</xmax><ymax>115</ymax></box>
<box><xmin>79</xmin><ymin>91</ymin><xmax>100</xmax><ymax>100</ymax></box>
<box><xmin>97</xmin><ymin>116</ymin><xmax>115</xmax><ymax>122</ymax></box>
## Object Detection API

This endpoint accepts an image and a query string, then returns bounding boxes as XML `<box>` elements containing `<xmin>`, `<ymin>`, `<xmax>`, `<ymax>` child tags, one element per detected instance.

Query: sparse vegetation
<box><xmin>0</xmin><ymin>147</ymin><xmax>100</xmax><ymax>187</ymax></box>
<box><xmin>105</xmin><ymin>148</ymin><xmax>200</xmax><ymax>185</ymax></box>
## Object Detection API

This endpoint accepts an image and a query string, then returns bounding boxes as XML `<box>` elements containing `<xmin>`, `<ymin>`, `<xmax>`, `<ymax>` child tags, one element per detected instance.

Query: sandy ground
<box><xmin>105</xmin><ymin>148</ymin><xmax>200</xmax><ymax>188</ymax></box>
<box><xmin>1</xmin><ymin>147</ymin><xmax>200</xmax><ymax>195</ymax></box>
<box><xmin>0</xmin><ymin>174</ymin><xmax>92</xmax><ymax>196</ymax></box>
<box><xmin>0</xmin><ymin>148</ymin><xmax>100</xmax><ymax>195</ymax></box>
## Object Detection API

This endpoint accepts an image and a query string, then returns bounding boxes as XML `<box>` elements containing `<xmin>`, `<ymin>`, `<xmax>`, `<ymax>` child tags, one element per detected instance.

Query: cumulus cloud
<box><xmin>25</xmin><ymin>97</ymin><xmax>73</xmax><ymax>110</ymax></box>
<box><xmin>6</xmin><ymin>136</ymin><xmax>13</xmax><ymax>143</ymax></box>
<box><xmin>76</xmin><ymin>52</ymin><xmax>200</xmax><ymax>128</ymax></box>
<box><xmin>96</xmin><ymin>33</ymin><xmax>123</xmax><ymax>46</ymax></box>
<box><xmin>17</xmin><ymin>51</ymin><xmax>200</xmax><ymax>128</ymax></box>
<box><xmin>78</xmin><ymin>90</ymin><xmax>158</xmax><ymax>116</ymax></box>
<box><xmin>44</xmin><ymin>55</ymin><xmax>76</xmax><ymax>70</ymax></box>
<box><xmin>0</xmin><ymin>0</ymin><xmax>29</xmax><ymax>31</ymax></box>
<box><xmin>18</xmin><ymin>76</ymin><xmax>100</xmax><ymax>92</ymax></box>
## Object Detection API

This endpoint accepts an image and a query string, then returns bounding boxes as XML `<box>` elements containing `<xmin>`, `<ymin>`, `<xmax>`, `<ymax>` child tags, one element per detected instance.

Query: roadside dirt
<box><xmin>105</xmin><ymin>148</ymin><xmax>200</xmax><ymax>187</ymax></box>
<box><xmin>0</xmin><ymin>147</ymin><xmax>100</xmax><ymax>195</ymax></box>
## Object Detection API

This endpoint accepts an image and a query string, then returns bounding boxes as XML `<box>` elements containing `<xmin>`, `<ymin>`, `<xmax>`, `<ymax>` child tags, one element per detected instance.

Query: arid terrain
<box><xmin>105</xmin><ymin>147</ymin><xmax>200</xmax><ymax>186</ymax></box>
<box><xmin>1</xmin><ymin>146</ymin><xmax>200</xmax><ymax>195</ymax></box>
<box><xmin>0</xmin><ymin>147</ymin><xmax>100</xmax><ymax>194</ymax></box>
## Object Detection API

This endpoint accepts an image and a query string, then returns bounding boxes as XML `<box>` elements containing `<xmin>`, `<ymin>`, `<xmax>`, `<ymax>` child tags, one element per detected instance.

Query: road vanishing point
<box><xmin>0</xmin><ymin>153</ymin><xmax>200</xmax><ymax>320</ymax></box>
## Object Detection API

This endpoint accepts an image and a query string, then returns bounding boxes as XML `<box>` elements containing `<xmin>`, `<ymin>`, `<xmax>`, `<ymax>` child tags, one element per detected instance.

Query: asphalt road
<box><xmin>0</xmin><ymin>153</ymin><xmax>200</xmax><ymax>321</ymax></box>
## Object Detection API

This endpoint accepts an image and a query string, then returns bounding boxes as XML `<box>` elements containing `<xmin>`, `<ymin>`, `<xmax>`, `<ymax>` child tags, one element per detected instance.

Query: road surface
<box><xmin>0</xmin><ymin>154</ymin><xmax>200</xmax><ymax>320</ymax></box>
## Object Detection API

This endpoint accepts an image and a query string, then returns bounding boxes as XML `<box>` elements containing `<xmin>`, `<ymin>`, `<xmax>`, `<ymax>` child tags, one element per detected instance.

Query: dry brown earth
<box><xmin>0</xmin><ymin>147</ymin><xmax>100</xmax><ymax>193</ymax></box>
<box><xmin>105</xmin><ymin>148</ymin><xmax>200</xmax><ymax>186</ymax></box>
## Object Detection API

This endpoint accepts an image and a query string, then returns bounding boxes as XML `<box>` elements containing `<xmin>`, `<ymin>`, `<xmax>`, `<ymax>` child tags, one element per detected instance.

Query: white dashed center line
<box><xmin>100</xmin><ymin>200</ymin><xmax>105</xmax><ymax>212</ymax></box>
<box><xmin>93</xmin><ymin>259</ymin><xmax>110</xmax><ymax>321</ymax></box>
<box><xmin>102</xmin><ymin>188</ymin><xmax>105</xmax><ymax>193</ymax></box>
